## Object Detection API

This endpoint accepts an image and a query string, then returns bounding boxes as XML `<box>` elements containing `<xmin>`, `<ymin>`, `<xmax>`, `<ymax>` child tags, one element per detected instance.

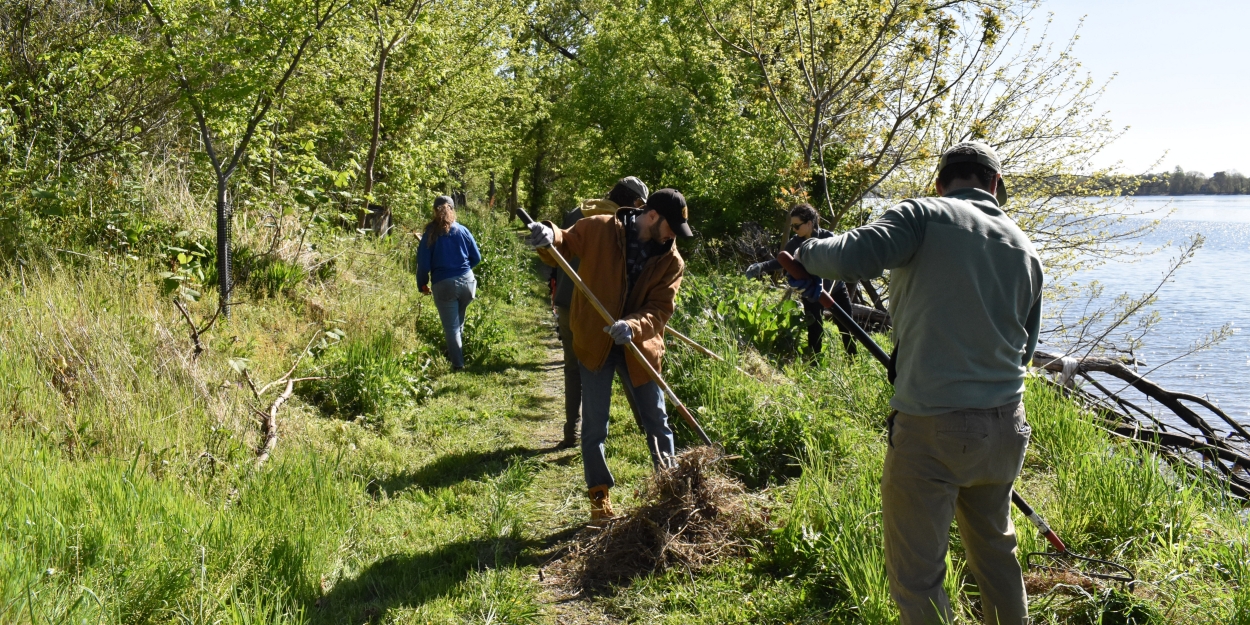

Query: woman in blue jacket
<box><xmin>417</xmin><ymin>196</ymin><xmax>482</xmax><ymax>370</ymax></box>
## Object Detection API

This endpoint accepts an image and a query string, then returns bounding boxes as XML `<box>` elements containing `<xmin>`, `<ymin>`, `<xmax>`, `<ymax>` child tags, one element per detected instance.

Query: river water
<box><xmin>1062</xmin><ymin>195</ymin><xmax>1250</xmax><ymax>429</ymax></box>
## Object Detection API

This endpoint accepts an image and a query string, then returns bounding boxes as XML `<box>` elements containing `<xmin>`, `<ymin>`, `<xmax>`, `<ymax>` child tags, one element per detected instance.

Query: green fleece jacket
<box><xmin>795</xmin><ymin>187</ymin><xmax>1043</xmax><ymax>416</ymax></box>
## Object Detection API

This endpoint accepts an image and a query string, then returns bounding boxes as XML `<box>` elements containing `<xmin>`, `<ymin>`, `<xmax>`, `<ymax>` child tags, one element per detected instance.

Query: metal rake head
<box><xmin>1025</xmin><ymin>549</ymin><xmax>1135</xmax><ymax>586</ymax></box>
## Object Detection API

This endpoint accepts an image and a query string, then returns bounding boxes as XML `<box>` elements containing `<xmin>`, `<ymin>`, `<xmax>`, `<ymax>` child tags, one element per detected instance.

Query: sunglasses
<box><xmin>790</xmin><ymin>221</ymin><xmax>809</xmax><ymax>231</ymax></box>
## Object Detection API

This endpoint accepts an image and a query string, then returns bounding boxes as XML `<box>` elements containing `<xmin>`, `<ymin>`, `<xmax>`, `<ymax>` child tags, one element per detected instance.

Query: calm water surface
<box><xmin>1065</xmin><ymin>195</ymin><xmax>1250</xmax><ymax>427</ymax></box>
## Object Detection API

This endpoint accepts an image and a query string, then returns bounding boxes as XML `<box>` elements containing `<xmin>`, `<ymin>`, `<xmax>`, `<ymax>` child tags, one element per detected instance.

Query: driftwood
<box><xmin>849</xmin><ymin>303</ymin><xmax>891</xmax><ymax>333</ymax></box>
<box><xmin>249</xmin><ymin>331</ymin><xmax>328</xmax><ymax>467</ymax></box>
<box><xmin>1032</xmin><ymin>349</ymin><xmax>1250</xmax><ymax>498</ymax></box>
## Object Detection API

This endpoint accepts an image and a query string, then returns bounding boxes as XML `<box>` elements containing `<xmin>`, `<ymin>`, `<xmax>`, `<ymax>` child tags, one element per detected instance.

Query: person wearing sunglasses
<box><xmin>745</xmin><ymin>203</ymin><xmax>858</xmax><ymax>357</ymax></box>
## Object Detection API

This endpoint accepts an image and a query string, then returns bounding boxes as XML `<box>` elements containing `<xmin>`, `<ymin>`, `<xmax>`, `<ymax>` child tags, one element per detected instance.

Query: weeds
<box><xmin>3</xmin><ymin>199</ymin><xmax>1249</xmax><ymax>623</ymax></box>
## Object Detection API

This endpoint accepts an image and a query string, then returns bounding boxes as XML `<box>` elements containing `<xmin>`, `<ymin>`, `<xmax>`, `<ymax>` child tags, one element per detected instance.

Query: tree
<box><xmin>696</xmin><ymin>0</ymin><xmax>1005</xmax><ymax>232</ymax></box>
<box><xmin>358</xmin><ymin>0</ymin><xmax>430</xmax><ymax>233</ymax></box>
<box><xmin>141</xmin><ymin>0</ymin><xmax>351</xmax><ymax>316</ymax></box>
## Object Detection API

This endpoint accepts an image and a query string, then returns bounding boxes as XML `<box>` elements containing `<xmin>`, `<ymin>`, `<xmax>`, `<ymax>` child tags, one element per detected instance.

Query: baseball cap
<box><xmin>619</xmin><ymin>176</ymin><xmax>649</xmax><ymax>202</ymax></box>
<box><xmin>646</xmin><ymin>188</ymin><xmax>693</xmax><ymax>238</ymax></box>
<box><xmin>937</xmin><ymin>141</ymin><xmax>1008</xmax><ymax>205</ymax></box>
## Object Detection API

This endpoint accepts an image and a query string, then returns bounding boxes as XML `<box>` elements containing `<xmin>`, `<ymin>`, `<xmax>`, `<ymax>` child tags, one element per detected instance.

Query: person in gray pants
<box><xmin>417</xmin><ymin>196</ymin><xmax>481</xmax><ymax>371</ymax></box>
<box><xmin>792</xmin><ymin>141</ymin><xmax>1042</xmax><ymax>625</ymax></box>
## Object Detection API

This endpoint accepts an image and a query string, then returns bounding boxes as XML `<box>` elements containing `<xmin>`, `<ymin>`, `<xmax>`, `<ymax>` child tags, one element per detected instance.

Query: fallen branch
<box><xmin>1032</xmin><ymin>349</ymin><xmax>1250</xmax><ymax>498</ymax></box>
<box><xmin>256</xmin><ymin>378</ymin><xmax>296</xmax><ymax>466</ymax></box>
<box><xmin>1033</xmin><ymin>350</ymin><xmax>1225</xmax><ymax>446</ymax></box>
<box><xmin>172</xmin><ymin>299</ymin><xmax>237</xmax><ymax>358</ymax></box>
<box><xmin>252</xmin><ymin>330</ymin><xmax>326</xmax><ymax>467</ymax></box>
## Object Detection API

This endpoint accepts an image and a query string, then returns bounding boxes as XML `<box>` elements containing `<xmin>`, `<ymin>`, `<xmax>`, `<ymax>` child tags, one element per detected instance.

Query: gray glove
<box><xmin>525</xmin><ymin>222</ymin><xmax>553</xmax><ymax>248</ymax></box>
<box><xmin>605</xmin><ymin>320</ymin><xmax>633</xmax><ymax>345</ymax></box>
<box><xmin>745</xmin><ymin>262</ymin><xmax>767</xmax><ymax>279</ymax></box>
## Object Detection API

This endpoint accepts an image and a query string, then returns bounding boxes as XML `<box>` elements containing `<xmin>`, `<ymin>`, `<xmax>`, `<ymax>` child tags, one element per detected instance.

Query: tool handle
<box><xmin>775</xmin><ymin>252</ymin><xmax>893</xmax><ymax>367</ymax></box>
<box><xmin>1011</xmin><ymin>490</ymin><xmax>1068</xmax><ymax>553</ymax></box>
<box><xmin>517</xmin><ymin>207</ymin><xmax>713</xmax><ymax>446</ymax></box>
<box><xmin>665</xmin><ymin>326</ymin><xmax>761</xmax><ymax>381</ymax></box>
<box><xmin>514</xmin><ymin>207</ymin><xmax>537</xmax><ymax>226</ymax></box>
<box><xmin>665</xmin><ymin>326</ymin><xmax>724</xmax><ymax>362</ymax></box>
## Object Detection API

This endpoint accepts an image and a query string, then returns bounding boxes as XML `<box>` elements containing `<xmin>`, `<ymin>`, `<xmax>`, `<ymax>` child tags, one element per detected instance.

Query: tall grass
<box><xmin>0</xmin><ymin>433</ymin><xmax>352</xmax><ymax>624</ymax></box>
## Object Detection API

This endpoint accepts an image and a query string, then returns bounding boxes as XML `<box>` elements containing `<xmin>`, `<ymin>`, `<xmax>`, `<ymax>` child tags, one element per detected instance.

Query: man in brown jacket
<box><xmin>525</xmin><ymin>188</ymin><xmax>693</xmax><ymax>521</ymax></box>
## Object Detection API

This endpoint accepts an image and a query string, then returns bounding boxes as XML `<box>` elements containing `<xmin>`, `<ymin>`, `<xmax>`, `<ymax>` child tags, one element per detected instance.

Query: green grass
<box><xmin>3</xmin><ymin>206</ymin><xmax>1250</xmax><ymax>623</ymax></box>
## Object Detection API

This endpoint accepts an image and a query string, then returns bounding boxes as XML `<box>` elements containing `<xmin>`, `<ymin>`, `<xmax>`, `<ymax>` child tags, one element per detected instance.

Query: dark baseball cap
<box><xmin>619</xmin><ymin>176</ymin><xmax>649</xmax><ymax>202</ymax></box>
<box><xmin>646</xmin><ymin>188</ymin><xmax>693</xmax><ymax>238</ymax></box>
<box><xmin>937</xmin><ymin>141</ymin><xmax>1008</xmax><ymax>205</ymax></box>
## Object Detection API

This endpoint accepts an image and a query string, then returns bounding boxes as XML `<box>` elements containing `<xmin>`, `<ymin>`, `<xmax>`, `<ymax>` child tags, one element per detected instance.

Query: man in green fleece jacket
<box><xmin>794</xmin><ymin>141</ymin><xmax>1043</xmax><ymax>625</ymax></box>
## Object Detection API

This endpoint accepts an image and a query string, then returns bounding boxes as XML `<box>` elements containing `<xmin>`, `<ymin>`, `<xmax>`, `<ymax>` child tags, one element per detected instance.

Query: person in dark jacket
<box><xmin>550</xmin><ymin>176</ymin><xmax>650</xmax><ymax>448</ymax></box>
<box><xmin>745</xmin><ymin>203</ymin><xmax>858</xmax><ymax>357</ymax></box>
<box><xmin>417</xmin><ymin>196</ymin><xmax>482</xmax><ymax>371</ymax></box>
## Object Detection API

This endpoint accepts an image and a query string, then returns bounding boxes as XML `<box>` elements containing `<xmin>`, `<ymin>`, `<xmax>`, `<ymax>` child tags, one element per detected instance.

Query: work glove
<box><xmin>787</xmin><ymin>276</ymin><xmax>824</xmax><ymax>302</ymax></box>
<box><xmin>605</xmin><ymin>320</ymin><xmax>633</xmax><ymax>345</ymax></box>
<box><xmin>744</xmin><ymin>262</ymin><xmax>767</xmax><ymax>280</ymax></box>
<box><xmin>420</xmin><ymin>284</ymin><xmax>431</xmax><ymax>295</ymax></box>
<box><xmin>525</xmin><ymin>222</ymin><xmax>554</xmax><ymax>248</ymax></box>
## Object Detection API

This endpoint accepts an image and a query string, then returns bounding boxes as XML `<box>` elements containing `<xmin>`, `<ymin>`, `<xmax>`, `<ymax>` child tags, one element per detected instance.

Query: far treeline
<box><xmin>1092</xmin><ymin>167</ymin><xmax>1250</xmax><ymax>196</ymax></box>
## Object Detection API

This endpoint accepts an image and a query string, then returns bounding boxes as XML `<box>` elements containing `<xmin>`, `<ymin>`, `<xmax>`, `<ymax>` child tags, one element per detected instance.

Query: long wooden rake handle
<box><xmin>516</xmin><ymin>208</ymin><xmax>713</xmax><ymax>446</ymax></box>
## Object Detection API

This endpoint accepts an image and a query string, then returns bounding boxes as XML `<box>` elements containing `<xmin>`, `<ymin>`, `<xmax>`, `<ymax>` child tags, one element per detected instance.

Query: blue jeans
<box><xmin>431</xmin><ymin>271</ymin><xmax>476</xmax><ymax>368</ymax></box>
<box><xmin>580</xmin><ymin>347</ymin><xmax>674</xmax><ymax>489</ymax></box>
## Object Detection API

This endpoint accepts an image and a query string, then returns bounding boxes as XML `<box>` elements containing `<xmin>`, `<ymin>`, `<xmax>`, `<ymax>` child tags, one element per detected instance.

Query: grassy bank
<box><xmin>2</xmin><ymin>206</ymin><xmax>1249</xmax><ymax>623</ymax></box>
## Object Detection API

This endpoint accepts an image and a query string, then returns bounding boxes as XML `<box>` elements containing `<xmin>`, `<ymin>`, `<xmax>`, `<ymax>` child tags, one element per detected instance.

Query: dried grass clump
<box><xmin>1024</xmin><ymin>569</ymin><xmax>1100</xmax><ymax>595</ymax></box>
<box><xmin>566</xmin><ymin>445</ymin><xmax>766</xmax><ymax>590</ymax></box>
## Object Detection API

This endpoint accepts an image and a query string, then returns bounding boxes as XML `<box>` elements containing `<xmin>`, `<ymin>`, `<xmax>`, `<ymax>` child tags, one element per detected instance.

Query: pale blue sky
<box><xmin>1039</xmin><ymin>0</ymin><xmax>1249</xmax><ymax>175</ymax></box>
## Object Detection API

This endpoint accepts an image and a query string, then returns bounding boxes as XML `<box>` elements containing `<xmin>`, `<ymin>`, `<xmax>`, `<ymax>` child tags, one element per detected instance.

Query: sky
<box><xmin>1038</xmin><ymin>0</ymin><xmax>1250</xmax><ymax>175</ymax></box>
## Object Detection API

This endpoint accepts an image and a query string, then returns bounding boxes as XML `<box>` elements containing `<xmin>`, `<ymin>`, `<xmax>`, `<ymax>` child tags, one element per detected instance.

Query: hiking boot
<box><xmin>556</xmin><ymin>422</ymin><xmax>578</xmax><ymax>449</ymax></box>
<box><xmin>588</xmin><ymin>485</ymin><xmax>614</xmax><ymax>522</ymax></box>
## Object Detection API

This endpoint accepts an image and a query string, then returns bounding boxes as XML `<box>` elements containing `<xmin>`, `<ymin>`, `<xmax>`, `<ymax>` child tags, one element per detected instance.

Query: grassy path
<box><xmin>314</xmin><ymin>301</ymin><xmax>650</xmax><ymax>623</ymax></box>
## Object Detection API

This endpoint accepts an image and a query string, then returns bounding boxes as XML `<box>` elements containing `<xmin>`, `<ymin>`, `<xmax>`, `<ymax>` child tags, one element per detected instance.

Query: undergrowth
<box><xmin>3</xmin><ymin>196</ymin><xmax>1250</xmax><ymax>624</ymax></box>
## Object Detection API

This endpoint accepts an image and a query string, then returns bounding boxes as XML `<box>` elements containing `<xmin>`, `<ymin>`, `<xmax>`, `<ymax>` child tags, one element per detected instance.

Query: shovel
<box><xmin>515</xmin><ymin>208</ymin><xmax>713</xmax><ymax>446</ymax></box>
<box><xmin>775</xmin><ymin>251</ymin><xmax>1134</xmax><ymax>586</ymax></box>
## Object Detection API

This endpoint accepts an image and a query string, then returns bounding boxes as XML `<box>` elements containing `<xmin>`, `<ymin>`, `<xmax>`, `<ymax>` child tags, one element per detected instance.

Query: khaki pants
<box><xmin>882</xmin><ymin>402</ymin><xmax>1031</xmax><ymax>625</ymax></box>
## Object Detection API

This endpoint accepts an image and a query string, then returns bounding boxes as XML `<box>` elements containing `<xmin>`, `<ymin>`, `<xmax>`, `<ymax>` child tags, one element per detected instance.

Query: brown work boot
<box><xmin>588</xmin><ymin>485</ymin><xmax>615</xmax><ymax>523</ymax></box>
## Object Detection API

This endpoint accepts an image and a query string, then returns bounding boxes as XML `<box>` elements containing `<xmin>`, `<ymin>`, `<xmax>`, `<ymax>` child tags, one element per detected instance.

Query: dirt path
<box><xmin>524</xmin><ymin>316</ymin><xmax>618</xmax><ymax>624</ymax></box>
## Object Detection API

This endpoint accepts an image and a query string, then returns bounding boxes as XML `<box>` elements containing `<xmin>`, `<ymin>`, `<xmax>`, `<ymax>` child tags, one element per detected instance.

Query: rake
<box><xmin>515</xmin><ymin>207</ymin><xmax>713</xmax><ymax>446</ymax></box>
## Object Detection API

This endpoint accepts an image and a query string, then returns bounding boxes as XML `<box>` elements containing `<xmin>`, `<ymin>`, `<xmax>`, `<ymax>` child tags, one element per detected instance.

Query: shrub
<box><xmin>299</xmin><ymin>331</ymin><xmax>434</xmax><ymax>418</ymax></box>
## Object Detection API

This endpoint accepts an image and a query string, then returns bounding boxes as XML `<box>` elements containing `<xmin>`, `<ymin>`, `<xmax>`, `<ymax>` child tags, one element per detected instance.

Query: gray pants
<box><xmin>556</xmin><ymin>305</ymin><xmax>645</xmax><ymax>442</ymax></box>
<box><xmin>431</xmin><ymin>271</ymin><xmax>476</xmax><ymax>368</ymax></box>
<box><xmin>882</xmin><ymin>402</ymin><xmax>1031</xmax><ymax>625</ymax></box>
<box><xmin>579</xmin><ymin>347</ymin><xmax>674</xmax><ymax>489</ymax></box>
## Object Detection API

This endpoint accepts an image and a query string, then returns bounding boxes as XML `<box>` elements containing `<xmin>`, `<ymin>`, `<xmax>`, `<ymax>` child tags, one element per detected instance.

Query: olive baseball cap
<box><xmin>937</xmin><ymin>141</ymin><xmax>1008</xmax><ymax>205</ymax></box>
<box><xmin>646</xmin><ymin>188</ymin><xmax>693</xmax><ymax>238</ymax></box>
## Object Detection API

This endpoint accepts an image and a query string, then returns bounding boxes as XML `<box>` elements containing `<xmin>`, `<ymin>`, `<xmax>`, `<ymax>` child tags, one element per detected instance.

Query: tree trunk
<box><xmin>215</xmin><ymin>179</ymin><xmax>232</xmax><ymax>318</ymax></box>
<box><xmin>527</xmin><ymin>121</ymin><xmax>548</xmax><ymax>217</ymax></box>
<box><xmin>507</xmin><ymin>166</ymin><xmax>520</xmax><ymax>216</ymax></box>
<box><xmin>360</xmin><ymin>41</ymin><xmax>390</xmax><ymax>231</ymax></box>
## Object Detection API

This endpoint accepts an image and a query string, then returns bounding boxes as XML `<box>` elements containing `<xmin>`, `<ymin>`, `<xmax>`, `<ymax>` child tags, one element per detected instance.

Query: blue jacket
<box><xmin>417</xmin><ymin>222</ymin><xmax>481</xmax><ymax>289</ymax></box>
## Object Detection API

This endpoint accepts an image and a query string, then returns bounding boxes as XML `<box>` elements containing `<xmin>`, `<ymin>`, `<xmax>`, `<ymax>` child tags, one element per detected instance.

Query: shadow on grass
<box><xmin>373</xmin><ymin>445</ymin><xmax>559</xmax><ymax>494</ymax></box>
<box><xmin>311</xmin><ymin>525</ymin><xmax>584</xmax><ymax>625</ymax></box>
<box><xmin>309</xmin><ymin>537</ymin><xmax>537</xmax><ymax>625</ymax></box>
